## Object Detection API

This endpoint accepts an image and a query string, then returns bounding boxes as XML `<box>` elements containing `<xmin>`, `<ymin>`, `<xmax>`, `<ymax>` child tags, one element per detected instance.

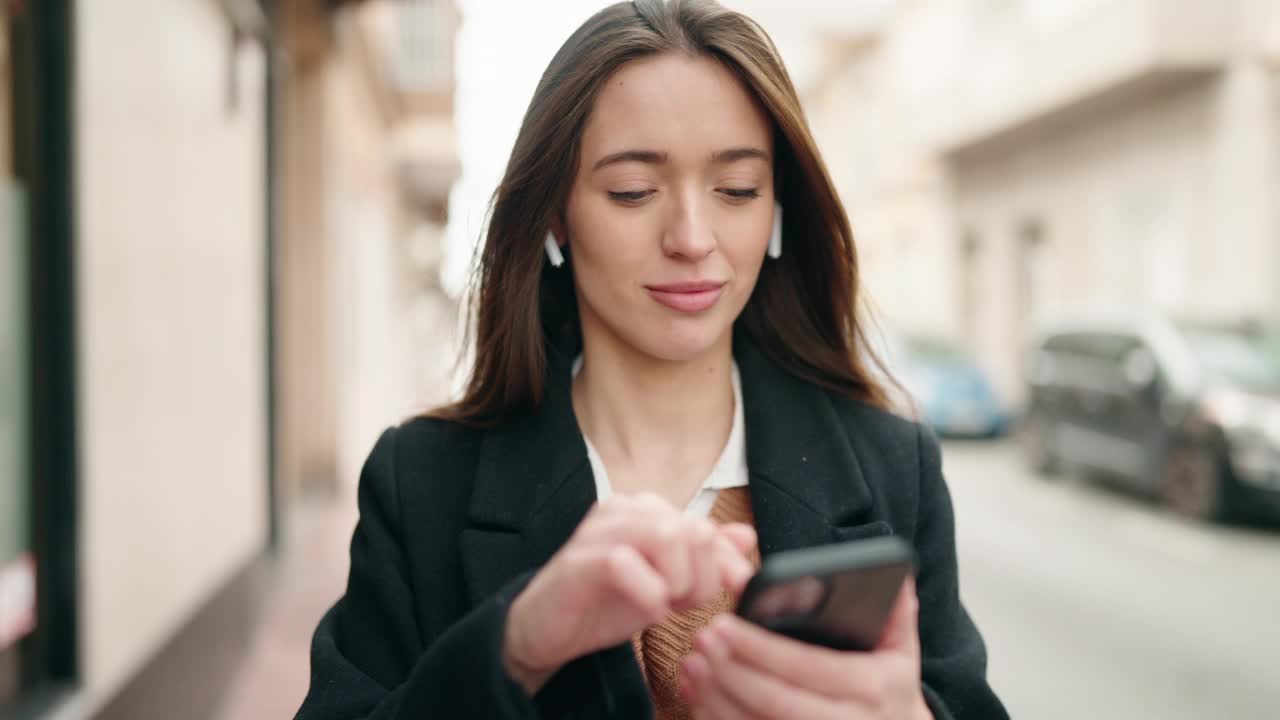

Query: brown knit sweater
<box><xmin>630</xmin><ymin>487</ymin><xmax>761</xmax><ymax>720</ymax></box>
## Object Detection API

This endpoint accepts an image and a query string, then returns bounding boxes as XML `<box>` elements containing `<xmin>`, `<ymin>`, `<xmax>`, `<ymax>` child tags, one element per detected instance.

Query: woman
<box><xmin>297</xmin><ymin>1</ymin><xmax>1007</xmax><ymax>718</ymax></box>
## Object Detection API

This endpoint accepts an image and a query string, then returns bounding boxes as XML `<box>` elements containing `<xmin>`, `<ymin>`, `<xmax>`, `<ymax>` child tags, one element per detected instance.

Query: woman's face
<box><xmin>564</xmin><ymin>52</ymin><xmax>775</xmax><ymax>365</ymax></box>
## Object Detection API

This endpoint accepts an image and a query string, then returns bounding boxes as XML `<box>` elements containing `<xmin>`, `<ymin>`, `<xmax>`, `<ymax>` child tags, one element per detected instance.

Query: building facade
<box><xmin>0</xmin><ymin>0</ymin><xmax>459</xmax><ymax>717</ymax></box>
<box><xmin>806</xmin><ymin>0</ymin><xmax>1280</xmax><ymax>405</ymax></box>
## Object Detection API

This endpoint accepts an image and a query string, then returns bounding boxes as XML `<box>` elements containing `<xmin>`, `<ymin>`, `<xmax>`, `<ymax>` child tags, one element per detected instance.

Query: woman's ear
<box><xmin>549</xmin><ymin>219</ymin><xmax>567</xmax><ymax>247</ymax></box>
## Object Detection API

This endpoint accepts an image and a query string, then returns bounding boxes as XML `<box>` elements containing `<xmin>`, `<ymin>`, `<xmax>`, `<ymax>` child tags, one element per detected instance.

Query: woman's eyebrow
<box><xmin>592</xmin><ymin>149</ymin><xmax>668</xmax><ymax>172</ymax></box>
<box><xmin>711</xmin><ymin>146</ymin><xmax>770</xmax><ymax>164</ymax></box>
<box><xmin>590</xmin><ymin>146</ymin><xmax>770</xmax><ymax>172</ymax></box>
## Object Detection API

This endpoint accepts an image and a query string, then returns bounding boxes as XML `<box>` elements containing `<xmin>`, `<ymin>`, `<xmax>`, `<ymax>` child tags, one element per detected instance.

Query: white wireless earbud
<box><xmin>544</xmin><ymin>231</ymin><xmax>565</xmax><ymax>267</ymax></box>
<box><xmin>768</xmin><ymin>202</ymin><xmax>783</xmax><ymax>259</ymax></box>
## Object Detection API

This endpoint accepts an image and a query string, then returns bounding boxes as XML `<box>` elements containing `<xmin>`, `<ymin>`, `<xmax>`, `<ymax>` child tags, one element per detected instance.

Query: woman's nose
<box><xmin>661</xmin><ymin>196</ymin><xmax>717</xmax><ymax>261</ymax></box>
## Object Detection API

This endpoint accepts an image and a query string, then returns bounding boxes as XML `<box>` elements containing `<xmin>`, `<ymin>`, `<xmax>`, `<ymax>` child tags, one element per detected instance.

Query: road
<box><xmin>943</xmin><ymin>439</ymin><xmax>1280</xmax><ymax>720</ymax></box>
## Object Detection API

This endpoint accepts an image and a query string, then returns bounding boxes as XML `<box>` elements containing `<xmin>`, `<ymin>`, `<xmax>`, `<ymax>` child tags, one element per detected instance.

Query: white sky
<box><xmin>442</xmin><ymin>0</ymin><xmax>893</xmax><ymax>295</ymax></box>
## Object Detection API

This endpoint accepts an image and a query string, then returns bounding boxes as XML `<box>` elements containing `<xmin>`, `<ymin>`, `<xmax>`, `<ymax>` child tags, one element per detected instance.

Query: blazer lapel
<box><xmin>459</xmin><ymin>338</ymin><xmax>651</xmax><ymax>718</ymax></box>
<box><xmin>735</xmin><ymin>334</ymin><xmax>892</xmax><ymax>554</ymax></box>
<box><xmin>459</xmin><ymin>340</ymin><xmax>596</xmax><ymax>606</ymax></box>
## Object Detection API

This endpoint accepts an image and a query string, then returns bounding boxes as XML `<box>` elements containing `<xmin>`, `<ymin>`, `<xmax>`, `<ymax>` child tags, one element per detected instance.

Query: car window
<box><xmin>1039</xmin><ymin>331</ymin><xmax>1151</xmax><ymax>393</ymax></box>
<box><xmin>1179</xmin><ymin>327</ymin><xmax>1280</xmax><ymax>394</ymax></box>
<box><xmin>903</xmin><ymin>336</ymin><xmax>965</xmax><ymax>363</ymax></box>
<box><xmin>1042</xmin><ymin>333</ymin><xmax>1088</xmax><ymax>356</ymax></box>
<box><xmin>1078</xmin><ymin>333</ymin><xmax>1139</xmax><ymax>369</ymax></box>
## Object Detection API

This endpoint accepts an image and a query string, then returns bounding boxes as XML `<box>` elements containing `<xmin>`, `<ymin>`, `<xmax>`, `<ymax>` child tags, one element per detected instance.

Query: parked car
<box><xmin>878</xmin><ymin>333</ymin><xmax>1009</xmax><ymax>438</ymax></box>
<box><xmin>1020</xmin><ymin>310</ymin><xmax>1280</xmax><ymax>521</ymax></box>
<box><xmin>1256</xmin><ymin>321</ymin><xmax>1280</xmax><ymax>364</ymax></box>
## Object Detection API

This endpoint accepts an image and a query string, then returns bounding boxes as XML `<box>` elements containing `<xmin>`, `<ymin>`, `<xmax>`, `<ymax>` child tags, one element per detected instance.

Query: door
<box><xmin>2</xmin><ymin>0</ymin><xmax>79</xmax><ymax>713</ymax></box>
<box><xmin>0</xmin><ymin>5</ymin><xmax>30</xmax><ymax>704</ymax></box>
<box><xmin>1073</xmin><ymin>332</ymin><xmax>1155</xmax><ymax>481</ymax></box>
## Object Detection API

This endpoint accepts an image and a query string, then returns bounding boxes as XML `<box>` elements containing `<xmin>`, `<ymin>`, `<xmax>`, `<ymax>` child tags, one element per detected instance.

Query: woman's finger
<box><xmin>718</xmin><ymin>523</ymin><xmax>757</xmax><ymax>556</ymax></box>
<box><xmin>577</xmin><ymin>497</ymin><xmax>756</xmax><ymax>607</ymax></box>
<box><xmin>591</xmin><ymin>544</ymin><xmax>671</xmax><ymax>624</ymax></box>
<box><xmin>683</xmin><ymin>652</ymin><xmax>756</xmax><ymax>720</ymax></box>
<box><xmin>875</xmin><ymin>575</ymin><xmax>921</xmax><ymax>657</ymax></box>
<box><xmin>712</xmin><ymin>532</ymin><xmax>755</xmax><ymax>597</ymax></box>
<box><xmin>707</xmin><ymin>614</ymin><xmax>881</xmax><ymax>698</ymax></box>
<box><xmin>680</xmin><ymin>515</ymin><xmax>721</xmax><ymax>604</ymax></box>
<box><xmin>580</xmin><ymin>496</ymin><xmax>681</xmax><ymax>543</ymax></box>
<box><xmin>654</xmin><ymin>517</ymin><xmax>694</xmax><ymax>600</ymax></box>
<box><xmin>579</xmin><ymin>508</ymin><xmax>695</xmax><ymax>599</ymax></box>
<box><xmin>694</xmin><ymin>630</ymin><xmax>852</xmax><ymax>720</ymax></box>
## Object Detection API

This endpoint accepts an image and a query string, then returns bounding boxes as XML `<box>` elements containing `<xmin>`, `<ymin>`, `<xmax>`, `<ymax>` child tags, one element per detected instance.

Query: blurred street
<box><xmin>946</xmin><ymin>440</ymin><xmax>1280</xmax><ymax>720</ymax></box>
<box><xmin>215</xmin><ymin>494</ymin><xmax>357</xmax><ymax>720</ymax></box>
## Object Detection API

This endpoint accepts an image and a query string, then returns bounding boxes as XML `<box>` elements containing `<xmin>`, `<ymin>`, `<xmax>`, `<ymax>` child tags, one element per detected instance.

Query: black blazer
<box><xmin>296</xmin><ymin>336</ymin><xmax>1008</xmax><ymax>720</ymax></box>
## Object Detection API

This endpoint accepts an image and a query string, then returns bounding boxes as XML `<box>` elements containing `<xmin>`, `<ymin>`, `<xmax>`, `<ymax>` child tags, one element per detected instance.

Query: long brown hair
<box><xmin>432</xmin><ymin>0</ymin><xmax>890</xmax><ymax>426</ymax></box>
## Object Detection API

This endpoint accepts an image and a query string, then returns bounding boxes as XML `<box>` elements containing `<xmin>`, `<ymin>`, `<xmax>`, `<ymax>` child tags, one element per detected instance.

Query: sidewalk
<box><xmin>215</xmin><ymin>492</ymin><xmax>358</xmax><ymax>720</ymax></box>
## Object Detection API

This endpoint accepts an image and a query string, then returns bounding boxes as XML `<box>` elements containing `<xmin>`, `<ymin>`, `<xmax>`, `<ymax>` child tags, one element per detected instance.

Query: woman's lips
<box><xmin>645</xmin><ymin>281</ymin><xmax>726</xmax><ymax>313</ymax></box>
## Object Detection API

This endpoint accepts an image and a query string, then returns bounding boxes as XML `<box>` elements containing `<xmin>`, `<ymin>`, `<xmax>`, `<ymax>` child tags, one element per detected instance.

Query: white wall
<box><xmin>803</xmin><ymin>11</ymin><xmax>963</xmax><ymax>342</ymax></box>
<box><xmin>951</xmin><ymin>82</ymin><xmax>1215</xmax><ymax>404</ymax></box>
<box><xmin>75</xmin><ymin>0</ymin><xmax>268</xmax><ymax>700</ymax></box>
<box><xmin>325</xmin><ymin>6</ymin><xmax>466</xmax><ymax>491</ymax></box>
<box><xmin>809</xmin><ymin>0</ymin><xmax>1280</xmax><ymax>409</ymax></box>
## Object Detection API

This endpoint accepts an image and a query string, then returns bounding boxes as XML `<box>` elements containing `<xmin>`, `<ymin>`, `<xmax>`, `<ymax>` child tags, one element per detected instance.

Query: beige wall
<box><xmin>936</xmin><ymin>0</ymin><xmax>1236</xmax><ymax>151</ymax></box>
<box><xmin>950</xmin><ymin>70</ymin><xmax>1280</xmax><ymax>405</ymax></box>
<box><xmin>75</xmin><ymin>0</ymin><xmax>267</xmax><ymax>701</ymax></box>
<box><xmin>276</xmin><ymin>57</ymin><xmax>340</xmax><ymax>503</ymax></box>
<box><xmin>951</xmin><ymin>83</ymin><xmax>1212</xmax><ymax>404</ymax></box>
<box><xmin>807</xmin><ymin>0</ymin><xmax>1280</xmax><ymax>410</ymax></box>
<box><xmin>805</xmin><ymin>30</ymin><xmax>959</xmax><ymax>341</ymax></box>
<box><xmin>273</xmin><ymin>1</ymin><xmax>461</xmax><ymax>503</ymax></box>
<box><xmin>325</xmin><ymin>4</ymin><xmax>461</xmax><ymax>490</ymax></box>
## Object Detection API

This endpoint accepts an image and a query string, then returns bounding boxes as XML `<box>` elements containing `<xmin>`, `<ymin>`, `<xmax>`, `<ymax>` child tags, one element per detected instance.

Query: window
<box><xmin>3</xmin><ymin>2</ymin><xmax>79</xmax><ymax>709</ymax></box>
<box><xmin>0</xmin><ymin>193</ymin><xmax>29</xmax><ymax>654</ymax></box>
<box><xmin>1040</xmin><ymin>331</ymin><xmax>1145</xmax><ymax>393</ymax></box>
<box><xmin>960</xmin><ymin>231</ymin><xmax>981</xmax><ymax>350</ymax></box>
<box><xmin>394</xmin><ymin>0</ymin><xmax>452</xmax><ymax>91</ymax></box>
<box><xmin>1178</xmin><ymin>325</ymin><xmax>1280</xmax><ymax>394</ymax></box>
<box><xmin>1042</xmin><ymin>333</ymin><xmax>1088</xmax><ymax>356</ymax></box>
<box><xmin>0</xmin><ymin>9</ymin><xmax>33</xmax><ymax>705</ymax></box>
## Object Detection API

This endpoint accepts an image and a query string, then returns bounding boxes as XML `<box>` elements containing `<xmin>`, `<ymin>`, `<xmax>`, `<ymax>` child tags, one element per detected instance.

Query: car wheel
<box><xmin>1160</xmin><ymin>445</ymin><xmax>1228</xmax><ymax>521</ymax></box>
<box><xmin>1020</xmin><ymin>410</ymin><xmax>1059</xmax><ymax>476</ymax></box>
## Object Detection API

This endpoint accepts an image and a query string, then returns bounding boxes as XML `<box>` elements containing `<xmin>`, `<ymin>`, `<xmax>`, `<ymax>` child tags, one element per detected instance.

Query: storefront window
<box><xmin>1</xmin><ymin>10</ymin><xmax>36</xmax><ymax>703</ymax></box>
<box><xmin>0</xmin><ymin>183</ymin><xmax>30</xmax><ymax>623</ymax></box>
<box><xmin>1</xmin><ymin>187</ymin><xmax>34</xmax><ymax>696</ymax></box>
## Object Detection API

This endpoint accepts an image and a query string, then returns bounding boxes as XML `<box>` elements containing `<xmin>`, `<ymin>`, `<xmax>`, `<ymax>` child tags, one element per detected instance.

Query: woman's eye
<box><xmin>720</xmin><ymin>187</ymin><xmax>761</xmax><ymax>201</ymax></box>
<box><xmin>608</xmin><ymin>190</ymin><xmax>654</xmax><ymax>204</ymax></box>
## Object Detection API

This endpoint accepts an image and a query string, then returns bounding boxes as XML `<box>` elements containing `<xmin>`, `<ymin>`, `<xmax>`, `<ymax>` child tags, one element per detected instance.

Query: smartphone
<box><xmin>735</xmin><ymin>536</ymin><xmax>915</xmax><ymax>652</ymax></box>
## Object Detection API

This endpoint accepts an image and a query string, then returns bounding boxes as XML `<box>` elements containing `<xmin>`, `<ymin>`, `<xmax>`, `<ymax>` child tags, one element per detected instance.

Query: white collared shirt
<box><xmin>572</xmin><ymin>357</ymin><xmax>750</xmax><ymax>517</ymax></box>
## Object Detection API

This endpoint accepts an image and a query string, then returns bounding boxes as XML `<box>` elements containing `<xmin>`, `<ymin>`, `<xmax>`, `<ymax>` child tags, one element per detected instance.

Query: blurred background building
<box><xmin>2</xmin><ymin>0</ymin><xmax>457</xmax><ymax>717</ymax></box>
<box><xmin>3</xmin><ymin>1</ymin><xmax>1279</xmax><ymax>719</ymax></box>
<box><xmin>806</xmin><ymin>0</ymin><xmax>1280</xmax><ymax>406</ymax></box>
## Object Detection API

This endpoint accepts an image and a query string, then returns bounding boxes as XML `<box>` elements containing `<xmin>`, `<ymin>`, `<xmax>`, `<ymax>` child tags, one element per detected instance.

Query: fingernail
<box><xmin>683</xmin><ymin>653</ymin><xmax>707</xmax><ymax>681</ymax></box>
<box><xmin>674</xmin><ymin>578</ymin><xmax>692</xmax><ymax>600</ymax></box>
<box><xmin>681</xmin><ymin>655</ymin><xmax>705</xmax><ymax>705</ymax></box>
<box><xmin>680</xmin><ymin>675</ymin><xmax>696</xmax><ymax>704</ymax></box>
<box><xmin>710</xmin><ymin>614</ymin><xmax>735</xmax><ymax>635</ymax></box>
<box><xmin>696</xmin><ymin>629</ymin><xmax>725</xmax><ymax>659</ymax></box>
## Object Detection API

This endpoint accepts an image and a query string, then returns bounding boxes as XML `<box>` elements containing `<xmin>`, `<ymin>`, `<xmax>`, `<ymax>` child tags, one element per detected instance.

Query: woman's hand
<box><xmin>503</xmin><ymin>493</ymin><xmax>758</xmax><ymax>695</ymax></box>
<box><xmin>682</xmin><ymin>577</ymin><xmax>933</xmax><ymax>720</ymax></box>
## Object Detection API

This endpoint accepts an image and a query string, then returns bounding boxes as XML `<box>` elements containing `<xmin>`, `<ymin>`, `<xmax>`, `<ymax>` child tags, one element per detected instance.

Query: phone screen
<box><xmin>738</xmin><ymin>562</ymin><xmax>909</xmax><ymax>650</ymax></box>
